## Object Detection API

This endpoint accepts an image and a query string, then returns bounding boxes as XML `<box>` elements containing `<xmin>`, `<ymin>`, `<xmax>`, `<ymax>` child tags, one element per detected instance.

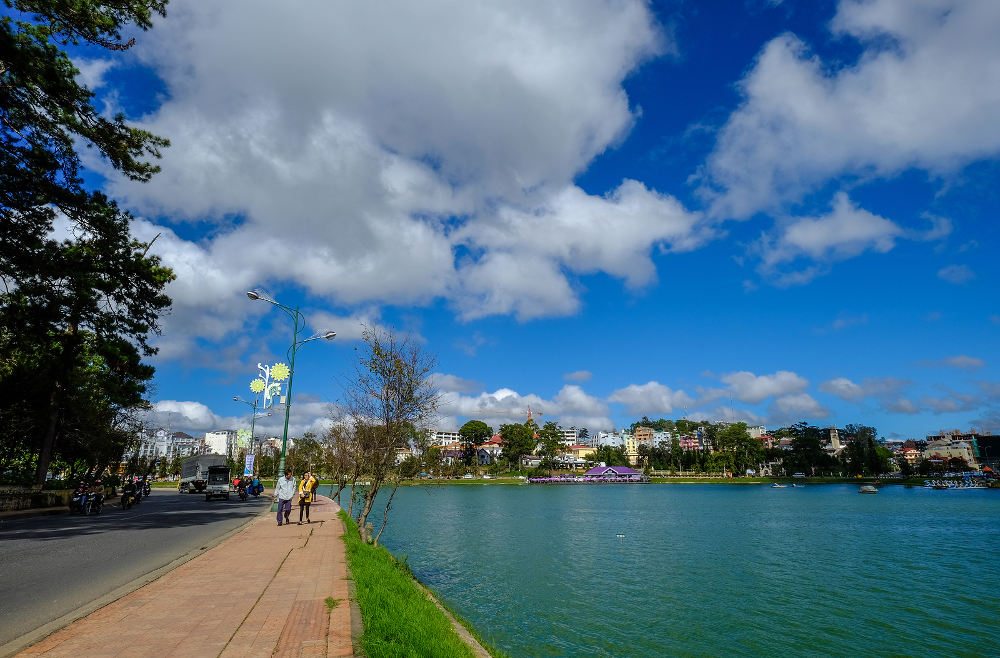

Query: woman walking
<box><xmin>297</xmin><ymin>470</ymin><xmax>317</xmax><ymax>524</ymax></box>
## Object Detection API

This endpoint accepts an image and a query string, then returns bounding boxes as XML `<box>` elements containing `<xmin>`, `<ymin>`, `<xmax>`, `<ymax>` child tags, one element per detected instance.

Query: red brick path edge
<box><xmin>17</xmin><ymin>495</ymin><xmax>353</xmax><ymax>658</ymax></box>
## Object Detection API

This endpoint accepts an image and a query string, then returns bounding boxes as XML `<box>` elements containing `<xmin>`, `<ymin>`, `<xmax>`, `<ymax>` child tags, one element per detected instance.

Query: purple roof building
<box><xmin>583</xmin><ymin>466</ymin><xmax>646</xmax><ymax>479</ymax></box>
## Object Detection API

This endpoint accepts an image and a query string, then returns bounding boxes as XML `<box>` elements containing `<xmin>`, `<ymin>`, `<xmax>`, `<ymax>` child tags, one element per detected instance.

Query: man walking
<box><xmin>273</xmin><ymin>468</ymin><xmax>296</xmax><ymax>526</ymax></box>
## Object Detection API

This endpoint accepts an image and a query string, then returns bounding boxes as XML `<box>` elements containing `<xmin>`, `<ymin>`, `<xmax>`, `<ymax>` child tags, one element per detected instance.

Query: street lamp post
<box><xmin>233</xmin><ymin>395</ymin><xmax>271</xmax><ymax>474</ymax></box>
<box><xmin>246</xmin><ymin>289</ymin><xmax>335</xmax><ymax>482</ymax></box>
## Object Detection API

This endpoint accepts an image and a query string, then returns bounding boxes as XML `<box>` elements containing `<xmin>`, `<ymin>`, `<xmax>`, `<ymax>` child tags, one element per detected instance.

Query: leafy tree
<box><xmin>336</xmin><ymin>325</ymin><xmax>437</xmax><ymax>546</ymax></box>
<box><xmin>499</xmin><ymin>422</ymin><xmax>535</xmax><ymax>470</ymax></box>
<box><xmin>715</xmin><ymin>422</ymin><xmax>764</xmax><ymax>475</ymax></box>
<box><xmin>670</xmin><ymin>437</ymin><xmax>683</xmax><ymax>472</ymax></box>
<box><xmin>459</xmin><ymin>419</ymin><xmax>492</xmax><ymax>466</ymax></box>
<box><xmin>536</xmin><ymin>421</ymin><xmax>562</xmax><ymax>473</ymax></box>
<box><xmin>1</xmin><ymin>1</ymin><xmax>173</xmax><ymax>485</ymax></box>
<box><xmin>587</xmin><ymin>445</ymin><xmax>629</xmax><ymax>467</ymax></box>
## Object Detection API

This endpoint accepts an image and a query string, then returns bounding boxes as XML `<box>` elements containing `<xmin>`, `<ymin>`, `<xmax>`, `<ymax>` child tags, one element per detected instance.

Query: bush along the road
<box><xmin>339</xmin><ymin>511</ymin><xmax>505</xmax><ymax>657</ymax></box>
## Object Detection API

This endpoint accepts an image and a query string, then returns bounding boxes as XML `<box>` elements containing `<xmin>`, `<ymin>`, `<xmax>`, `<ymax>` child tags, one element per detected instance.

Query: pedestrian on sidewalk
<box><xmin>274</xmin><ymin>469</ymin><xmax>296</xmax><ymax>526</ymax></box>
<box><xmin>297</xmin><ymin>470</ymin><xmax>317</xmax><ymax>524</ymax></box>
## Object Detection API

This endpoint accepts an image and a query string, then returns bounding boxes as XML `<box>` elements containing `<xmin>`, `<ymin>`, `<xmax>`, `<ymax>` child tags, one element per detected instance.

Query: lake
<box><xmin>345</xmin><ymin>483</ymin><xmax>1000</xmax><ymax>656</ymax></box>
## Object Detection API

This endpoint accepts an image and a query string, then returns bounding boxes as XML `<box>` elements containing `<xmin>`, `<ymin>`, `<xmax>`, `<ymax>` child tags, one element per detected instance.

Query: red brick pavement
<box><xmin>18</xmin><ymin>495</ymin><xmax>353</xmax><ymax>658</ymax></box>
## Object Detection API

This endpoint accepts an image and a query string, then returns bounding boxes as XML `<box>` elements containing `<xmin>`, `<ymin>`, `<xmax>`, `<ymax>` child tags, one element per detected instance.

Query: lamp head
<box><xmin>233</xmin><ymin>396</ymin><xmax>239</xmax><ymax>401</ymax></box>
<box><xmin>246</xmin><ymin>290</ymin><xmax>261</xmax><ymax>300</ymax></box>
<box><xmin>322</xmin><ymin>331</ymin><xmax>337</xmax><ymax>340</ymax></box>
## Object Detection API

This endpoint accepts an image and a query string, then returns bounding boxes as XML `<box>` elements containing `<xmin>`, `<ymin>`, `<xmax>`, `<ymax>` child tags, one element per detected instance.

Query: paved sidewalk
<box><xmin>18</xmin><ymin>495</ymin><xmax>353</xmax><ymax>658</ymax></box>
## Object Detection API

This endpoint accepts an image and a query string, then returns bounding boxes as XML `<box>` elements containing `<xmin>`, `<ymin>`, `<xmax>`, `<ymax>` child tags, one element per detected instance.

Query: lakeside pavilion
<box><xmin>583</xmin><ymin>466</ymin><xmax>648</xmax><ymax>481</ymax></box>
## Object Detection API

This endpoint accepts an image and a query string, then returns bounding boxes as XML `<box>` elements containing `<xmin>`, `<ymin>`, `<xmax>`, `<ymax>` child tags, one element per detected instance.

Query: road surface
<box><xmin>0</xmin><ymin>488</ymin><xmax>269</xmax><ymax>652</ymax></box>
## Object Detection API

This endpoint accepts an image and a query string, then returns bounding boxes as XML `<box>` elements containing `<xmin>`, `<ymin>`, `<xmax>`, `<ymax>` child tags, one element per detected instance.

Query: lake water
<box><xmin>343</xmin><ymin>483</ymin><xmax>1000</xmax><ymax>656</ymax></box>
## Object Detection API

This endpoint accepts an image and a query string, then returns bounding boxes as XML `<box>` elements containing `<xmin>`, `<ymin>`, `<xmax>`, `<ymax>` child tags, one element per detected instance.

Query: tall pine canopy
<box><xmin>1</xmin><ymin>1</ymin><xmax>174</xmax><ymax>485</ymax></box>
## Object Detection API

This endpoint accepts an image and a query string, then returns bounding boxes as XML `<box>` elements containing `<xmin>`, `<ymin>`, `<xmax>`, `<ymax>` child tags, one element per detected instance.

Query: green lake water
<box><xmin>345</xmin><ymin>484</ymin><xmax>1000</xmax><ymax>656</ymax></box>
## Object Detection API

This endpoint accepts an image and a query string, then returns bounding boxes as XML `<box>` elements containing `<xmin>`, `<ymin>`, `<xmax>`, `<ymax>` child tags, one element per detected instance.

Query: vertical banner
<box><xmin>244</xmin><ymin>454</ymin><xmax>255</xmax><ymax>476</ymax></box>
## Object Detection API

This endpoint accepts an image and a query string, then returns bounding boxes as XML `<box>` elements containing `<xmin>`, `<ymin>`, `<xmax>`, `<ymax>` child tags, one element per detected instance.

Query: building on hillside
<box><xmin>130</xmin><ymin>429</ymin><xmax>201</xmax><ymax>462</ymax></box>
<box><xmin>634</xmin><ymin>426</ymin><xmax>654</xmax><ymax>444</ymax></box>
<box><xmin>899</xmin><ymin>447</ymin><xmax>922</xmax><ymax>468</ymax></box>
<box><xmin>430</xmin><ymin>429</ymin><xmax>461</xmax><ymax>446</ymax></box>
<box><xmin>594</xmin><ymin>431</ymin><xmax>626</xmax><ymax>448</ymax></box>
<box><xmin>557</xmin><ymin>427</ymin><xmax>578</xmax><ymax>445</ymax></box>
<box><xmin>679</xmin><ymin>436</ymin><xmax>700</xmax><ymax>451</ymax></box>
<box><xmin>924</xmin><ymin>438</ymin><xmax>978</xmax><ymax>469</ymax></box>
<box><xmin>624</xmin><ymin>433</ymin><xmax>639</xmax><ymax>465</ymax></box>
<box><xmin>204</xmin><ymin>430</ymin><xmax>239</xmax><ymax>458</ymax></box>
<box><xmin>747</xmin><ymin>425</ymin><xmax>767</xmax><ymax>439</ymax></box>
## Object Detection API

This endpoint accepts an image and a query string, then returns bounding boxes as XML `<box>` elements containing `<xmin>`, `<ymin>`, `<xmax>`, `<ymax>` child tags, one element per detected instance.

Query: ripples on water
<box><xmin>368</xmin><ymin>484</ymin><xmax>1000</xmax><ymax>656</ymax></box>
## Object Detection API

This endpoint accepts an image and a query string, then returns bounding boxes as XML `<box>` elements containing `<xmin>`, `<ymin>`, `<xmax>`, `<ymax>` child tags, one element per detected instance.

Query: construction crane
<box><xmin>474</xmin><ymin>405</ymin><xmax>545</xmax><ymax>423</ymax></box>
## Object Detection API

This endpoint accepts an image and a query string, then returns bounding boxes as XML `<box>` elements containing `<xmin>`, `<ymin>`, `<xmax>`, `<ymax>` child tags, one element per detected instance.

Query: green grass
<box><xmin>340</xmin><ymin>511</ymin><xmax>479</xmax><ymax>658</ymax></box>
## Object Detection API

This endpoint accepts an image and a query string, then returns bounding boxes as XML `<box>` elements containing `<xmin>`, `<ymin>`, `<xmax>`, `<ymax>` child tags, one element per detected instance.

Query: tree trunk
<box><xmin>372</xmin><ymin>482</ymin><xmax>399</xmax><ymax>547</ymax></box>
<box><xmin>356</xmin><ymin>482</ymin><xmax>379</xmax><ymax>541</ymax></box>
<box><xmin>34</xmin><ymin>385</ymin><xmax>62</xmax><ymax>486</ymax></box>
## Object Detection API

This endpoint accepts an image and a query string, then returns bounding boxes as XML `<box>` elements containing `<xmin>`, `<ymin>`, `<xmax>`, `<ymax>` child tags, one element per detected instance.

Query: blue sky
<box><xmin>65</xmin><ymin>0</ymin><xmax>998</xmax><ymax>440</ymax></box>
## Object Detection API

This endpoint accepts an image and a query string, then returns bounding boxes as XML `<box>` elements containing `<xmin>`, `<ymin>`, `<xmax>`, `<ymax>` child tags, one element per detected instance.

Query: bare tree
<box><xmin>336</xmin><ymin>325</ymin><xmax>437</xmax><ymax>545</ymax></box>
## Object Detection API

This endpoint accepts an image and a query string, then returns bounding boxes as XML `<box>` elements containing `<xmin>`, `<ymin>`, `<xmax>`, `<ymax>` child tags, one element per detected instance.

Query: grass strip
<box><xmin>339</xmin><ymin>511</ymin><xmax>476</xmax><ymax>658</ymax></box>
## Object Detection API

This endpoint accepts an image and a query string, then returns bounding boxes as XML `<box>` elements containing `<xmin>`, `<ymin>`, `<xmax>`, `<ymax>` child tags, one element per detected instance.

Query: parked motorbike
<box><xmin>69</xmin><ymin>483</ymin><xmax>105</xmax><ymax>515</ymax></box>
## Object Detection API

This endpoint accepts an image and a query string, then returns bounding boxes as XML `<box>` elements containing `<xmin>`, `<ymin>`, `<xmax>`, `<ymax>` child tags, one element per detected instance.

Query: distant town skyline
<box><xmin>68</xmin><ymin>0</ymin><xmax>996</xmax><ymax>440</ymax></box>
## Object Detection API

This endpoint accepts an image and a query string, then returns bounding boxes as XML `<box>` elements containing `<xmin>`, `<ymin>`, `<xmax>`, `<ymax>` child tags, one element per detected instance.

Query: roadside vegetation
<box><xmin>340</xmin><ymin>511</ymin><xmax>505</xmax><ymax>657</ymax></box>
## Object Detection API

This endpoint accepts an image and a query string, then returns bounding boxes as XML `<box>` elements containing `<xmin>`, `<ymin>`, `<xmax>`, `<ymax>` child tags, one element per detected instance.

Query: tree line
<box><xmin>1</xmin><ymin>1</ymin><xmax>174</xmax><ymax>486</ymax></box>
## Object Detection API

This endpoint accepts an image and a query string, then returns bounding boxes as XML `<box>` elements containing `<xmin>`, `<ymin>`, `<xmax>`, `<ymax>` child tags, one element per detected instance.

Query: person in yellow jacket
<box><xmin>297</xmin><ymin>471</ymin><xmax>317</xmax><ymax>524</ymax></box>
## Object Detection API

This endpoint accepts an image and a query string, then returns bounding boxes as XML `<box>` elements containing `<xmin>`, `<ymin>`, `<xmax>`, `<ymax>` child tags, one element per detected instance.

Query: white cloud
<box><xmin>821</xmin><ymin>376</ymin><xmax>912</xmax><ymax>407</ymax></box>
<box><xmin>756</xmin><ymin>193</ymin><xmax>911</xmax><ymax>284</ymax></box>
<box><xmin>887</xmin><ymin>398</ymin><xmax>919</xmax><ymax>414</ymax></box>
<box><xmin>563</xmin><ymin>370</ymin><xmax>593</xmax><ymax>383</ymax></box>
<box><xmin>74</xmin><ymin>58</ymin><xmax>115</xmax><ymax>90</ymax></box>
<box><xmin>922</xmin><ymin>355</ymin><xmax>986</xmax><ymax>370</ymax></box>
<box><xmin>434</xmin><ymin>385</ymin><xmax>613</xmax><ymax>432</ymax></box>
<box><xmin>820</xmin><ymin>377</ymin><xmax>865</xmax><ymax>402</ymax></box>
<box><xmin>608</xmin><ymin>381</ymin><xmax>696</xmax><ymax>416</ymax></box>
<box><xmin>702</xmin><ymin>0</ymin><xmax>1000</xmax><ymax>219</ymax></box>
<box><xmin>764</xmin><ymin>194</ymin><xmax>901</xmax><ymax>264</ymax></box>
<box><xmin>430</xmin><ymin>374</ymin><xmax>482</xmax><ymax>394</ymax></box>
<box><xmin>100</xmin><ymin>0</ymin><xmax>687</xmax><ymax>332</ymax></box>
<box><xmin>769</xmin><ymin>393</ymin><xmax>830</xmax><ymax>420</ymax></box>
<box><xmin>720</xmin><ymin>370</ymin><xmax>809</xmax><ymax>404</ymax></box>
<box><xmin>937</xmin><ymin>264</ymin><xmax>975</xmax><ymax>284</ymax></box>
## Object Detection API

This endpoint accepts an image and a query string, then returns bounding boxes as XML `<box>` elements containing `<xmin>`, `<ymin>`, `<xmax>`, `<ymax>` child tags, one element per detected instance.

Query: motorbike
<box><xmin>141</xmin><ymin>479</ymin><xmax>151</xmax><ymax>497</ymax></box>
<box><xmin>69</xmin><ymin>484</ymin><xmax>104</xmax><ymax>515</ymax></box>
<box><xmin>250</xmin><ymin>479</ymin><xmax>262</xmax><ymax>496</ymax></box>
<box><xmin>121</xmin><ymin>483</ymin><xmax>139</xmax><ymax>510</ymax></box>
<box><xmin>237</xmin><ymin>482</ymin><xmax>248</xmax><ymax>501</ymax></box>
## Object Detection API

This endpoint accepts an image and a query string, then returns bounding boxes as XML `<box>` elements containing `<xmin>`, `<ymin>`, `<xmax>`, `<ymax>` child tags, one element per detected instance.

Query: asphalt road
<box><xmin>0</xmin><ymin>488</ymin><xmax>270</xmax><ymax>652</ymax></box>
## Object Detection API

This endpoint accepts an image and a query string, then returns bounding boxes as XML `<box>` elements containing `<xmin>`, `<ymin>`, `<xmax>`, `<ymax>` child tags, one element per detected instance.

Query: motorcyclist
<box><xmin>252</xmin><ymin>476</ymin><xmax>261</xmax><ymax>495</ymax></box>
<box><xmin>122</xmin><ymin>478</ymin><xmax>137</xmax><ymax>508</ymax></box>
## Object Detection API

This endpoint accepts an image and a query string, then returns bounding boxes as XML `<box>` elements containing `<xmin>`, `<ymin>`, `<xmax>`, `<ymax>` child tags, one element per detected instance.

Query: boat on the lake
<box><xmin>771</xmin><ymin>483</ymin><xmax>787</xmax><ymax>488</ymax></box>
<box><xmin>858</xmin><ymin>485</ymin><xmax>878</xmax><ymax>494</ymax></box>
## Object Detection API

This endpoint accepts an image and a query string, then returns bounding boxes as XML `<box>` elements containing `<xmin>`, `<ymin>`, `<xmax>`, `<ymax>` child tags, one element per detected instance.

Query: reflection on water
<box><xmin>341</xmin><ymin>484</ymin><xmax>1000</xmax><ymax>656</ymax></box>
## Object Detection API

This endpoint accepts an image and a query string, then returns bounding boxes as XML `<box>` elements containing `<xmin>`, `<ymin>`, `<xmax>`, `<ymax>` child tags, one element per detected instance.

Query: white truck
<box><xmin>179</xmin><ymin>454</ymin><xmax>228</xmax><ymax>494</ymax></box>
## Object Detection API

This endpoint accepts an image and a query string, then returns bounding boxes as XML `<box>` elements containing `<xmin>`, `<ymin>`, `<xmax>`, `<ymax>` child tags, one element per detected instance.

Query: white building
<box><xmin>131</xmin><ymin>429</ymin><xmax>201</xmax><ymax>462</ymax></box>
<box><xmin>430</xmin><ymin>429</ymin><xmax>461</xmax><ymax>446</ymax></box>
<box><xmin>594</xmin><ymin>431</ymin><xmax>627</xmax><ymax>448</ymax></box>
<box><xmin>204</xmin><ymin>430</ymin><xmax>239</xmax><ymax>458</ymax></box>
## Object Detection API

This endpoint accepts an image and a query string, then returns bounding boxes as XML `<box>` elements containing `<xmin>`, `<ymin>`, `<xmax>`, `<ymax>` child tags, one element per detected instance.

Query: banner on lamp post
<box><xmin>244</xmin><ymin>454</ymin><xmax>255</xmax><ymax>476</ymax></box>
